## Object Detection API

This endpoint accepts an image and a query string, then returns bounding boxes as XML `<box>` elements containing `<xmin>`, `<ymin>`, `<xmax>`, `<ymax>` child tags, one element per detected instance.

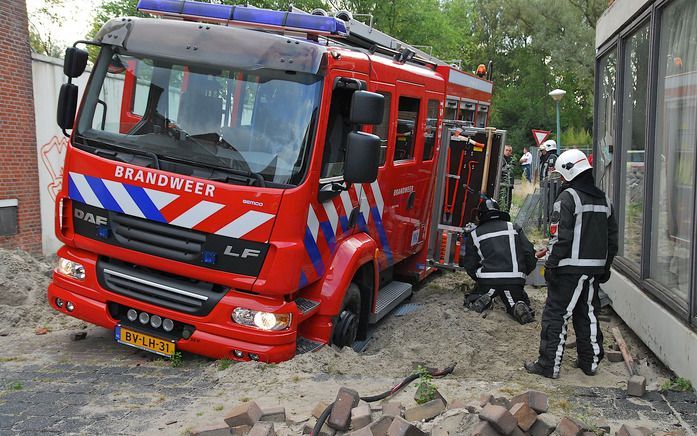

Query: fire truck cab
<box><xmin>49</xmin><ymin>0</ymin><xmax>499</xmax><ymax>362</ymax></box>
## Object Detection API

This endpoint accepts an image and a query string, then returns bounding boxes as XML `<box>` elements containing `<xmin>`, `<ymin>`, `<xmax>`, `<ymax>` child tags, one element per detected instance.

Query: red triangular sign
<box><xmin>532</xmin><ymin>129</ymin><xmax>551</xmax><ymax>146</ymax></box>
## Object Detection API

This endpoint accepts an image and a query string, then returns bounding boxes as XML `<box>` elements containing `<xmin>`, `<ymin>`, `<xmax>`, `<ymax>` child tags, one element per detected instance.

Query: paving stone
<box><xmin>231</xmin><ymin>424</ymin><xmax>253</xmax><ymax>435</ymax></box>
<box><xmin>302</xmin><ymin>418</ymin><xmax>336</xmax><ymax>436</ymax></box>
<box><xmin>556</xmin><ymin>417</ymin><xmax>587</xmax><ymax>436</ymax></box>
<box><xmin>349</xmin><ymin>426</ymin><xmax>374</xmax><ymax>436</ymax></box>
<box><xmin>616</xmin><ymin>424</ymin><xmax>651</xmax><ymax>436</ymax></box>
<box><xmin>509</xmin><ymin>402</ymin><xmax>537</xmax><ymax>431</ymax></box>
<box><xmin>312</xmin><ymin>401</ymin><xmax>330</xmax><ymax>419</ymax></box>
<box><xmin>472</xmin><ymin>421</ymin><xmax>500</xmax><ymax>436</ymax></box>
<box><xmin>260</xmin><ymin>406</ymin><xmax>286</xmax><ymax>423</ymax></box>
<box><xmin>328</xmin><ymin>387</ymin><xmax>360</xmax><ymax>431</ymax></box>
<box><xmin>529</xmin><ymin>413</ymin><xmax>559</xmax><ymax>436</ymax></box>
<box><xmin>627</xmin><ymin>376</ymin><xmax>646</xmax><ymax>397</ymax></box>
<box><xmin>369</xmin><ymin>416</ymin><xmax>394</xmax><ymax>436</ymax></box>
<box><xmin>491</xmin><ymin>396</ymin><xmax>511</xmax><ymax>409</ymax></box>
<box><xmin>224</xmin><ymin>401</ymin><xmax>263</xmax><ymax>428</ymax></box>
<box><xmin>479</xmin><ymin>393</ymin><xmax>494</xmax><ymax>407</ymax></box>
<box><xmin>191</xmin><ymin>423</ymin><xmax>234</xmax><ymax>436</ymax></box>
<box><xmin>479</xmin><ymin>403</ymin><xmax>517</xmax><ymax>435</ymax></box>
<box><xmin>606</xmin><ymin>350</ymin><xmax>624</xmax><ymax>362</ymax></box>
<box><xmin>447</xmin><ymin>399</ymin><xmax>467</xmax><ymax>410</ymax></box>
<box><xmin>248</xmin><ymin>421</ymin><xmax>276</xmax><ymax>436</ymax></box>
<box><xmin>387</xmin><ymin>415</ymin><xmax>426</xmax><ymax>435</ymax></box>
<box><xmin>510</xmin><ymin>390</ymin><xmax>549</xmax><ymax>413</ymax></box>
<box><xmin>351</xmin><ymin>403</ymin><xmax>372</xmax><ymax>429</ymax></box>
<box><xmin>403</xmin><ymin>398</ymin><xmax>446</xmax><ymax>422</ymax></box>
<box><xmin>382</xmin><ymin>401</ymin><xmax>403</xmax><ymax>417</ymax></box>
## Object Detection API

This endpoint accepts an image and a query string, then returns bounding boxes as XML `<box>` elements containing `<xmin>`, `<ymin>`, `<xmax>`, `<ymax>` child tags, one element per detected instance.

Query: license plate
<box><xmin>115</xmin><ymin>325</ymin><xmax>175</xmax><ymax>357</ymax></box>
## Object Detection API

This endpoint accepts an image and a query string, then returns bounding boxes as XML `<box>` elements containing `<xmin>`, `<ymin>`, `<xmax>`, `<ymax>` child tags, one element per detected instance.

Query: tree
<box><xmin>28</xmin><ymin>0</ymin><xmax>65</xmax><ymax>57</ymax></box>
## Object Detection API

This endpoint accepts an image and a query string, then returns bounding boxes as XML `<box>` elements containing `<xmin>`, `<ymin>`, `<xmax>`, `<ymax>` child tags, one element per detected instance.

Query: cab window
<box><xmin>394</xmin><ymin>96</ymin><xmax>420</xmax><ymax>161</ymax></box>
<box><xmin>373</xmin><ymin>91</ymin><xmax>392</xmax><ymax>166</ymax></box>
<box><xmin>423</xmin><ymin>99</ymin><xmax>439</xmax><ymax>161</ymax></box>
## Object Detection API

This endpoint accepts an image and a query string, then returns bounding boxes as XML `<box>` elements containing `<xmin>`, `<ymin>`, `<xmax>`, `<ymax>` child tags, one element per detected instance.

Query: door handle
<box><xmin>407</xmin><ymin>191</ymin><xmax>416</xmax><ymax>210</ymax></box>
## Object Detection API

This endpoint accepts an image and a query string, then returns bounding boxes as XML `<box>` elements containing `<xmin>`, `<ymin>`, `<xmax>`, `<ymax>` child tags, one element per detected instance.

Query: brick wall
<box><xmin>0</xmin><ymin>0</ymin><xmax>42</xmax><ymax>254</ymax></box>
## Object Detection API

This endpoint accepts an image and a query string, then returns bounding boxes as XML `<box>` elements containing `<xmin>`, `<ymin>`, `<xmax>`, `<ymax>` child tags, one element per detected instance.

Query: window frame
<box><xmin>393</xmin><ymin>95</ymin><xmax>421</xmax><ymax>163</ymax></box>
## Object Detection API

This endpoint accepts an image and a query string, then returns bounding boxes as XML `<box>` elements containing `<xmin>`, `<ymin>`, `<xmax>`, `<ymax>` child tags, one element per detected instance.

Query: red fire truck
<box><xmin>49</xmin><ymin>0</ymin><xmax>503</xmax><ymax>362</ymax></box>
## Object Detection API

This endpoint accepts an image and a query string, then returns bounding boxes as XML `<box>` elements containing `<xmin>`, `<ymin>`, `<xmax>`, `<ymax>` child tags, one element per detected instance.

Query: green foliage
<box><xmin>413</xmin><ymin>365</ymin><xmax>437</xmax><ymax>405</ymax></box>
<box><xmin>7</xmin><ymin>381</ymin><xmax>23</xmax><ymax>391</ymax></box>
<box><xmin>217</xmin><ymin>359</ymin><xmax>234</xmax><ymax>371</ymax></box>
<box><xmin>169</xmin><ymin>351</ymin><xmax>183</xmax><ymax>368</ymax></box>
<box><xmin>28</xmin><ymin>0</ymin><xmax>66</xmax><ymax>57</ymax></box>
<box><xmin>661</xmin><ymin>377</ymin><xmax>694</xmax><ymax>393</ymax></box>
<box><xmin>561</xmin><ymin>127</ymin><xmax>592</xmax><ymax>149</ymax></box>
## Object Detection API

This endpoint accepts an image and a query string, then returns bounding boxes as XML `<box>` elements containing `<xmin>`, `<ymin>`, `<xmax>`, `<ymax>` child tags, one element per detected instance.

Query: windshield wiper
<box><xmin>81</xmin><ymin>135</ymin><xmax>161</xmax><ymax>169</ymax></box>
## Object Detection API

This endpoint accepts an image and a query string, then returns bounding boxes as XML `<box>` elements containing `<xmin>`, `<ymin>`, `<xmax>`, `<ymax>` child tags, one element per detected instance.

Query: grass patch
<box><xmin>7</xmin><ymin>381</ymin><xmax>23</xmax><ymax>390</ymax></box>
<box><xmin>0</xmin><ymin>357</ymin><xmax>25</xmax><ymax>363</ymax></box>
<box><xmin>217</xmin><ymin>359</ymin><xmax>234</xmax><ymax>371</ymax></box>
<box><xmin>169</xmin><ymin>351</ymin><xmax>183</xmax><ymax>368</ymax></box>
<box><xmin>213</xmin><ymin>404</ymin><xmax>224</xmax><ymax>411</ymax></box>
<box><xmin>661</xmin><ymin>377</ymin><xmax>693</xmax><ymax>393</ymax></box>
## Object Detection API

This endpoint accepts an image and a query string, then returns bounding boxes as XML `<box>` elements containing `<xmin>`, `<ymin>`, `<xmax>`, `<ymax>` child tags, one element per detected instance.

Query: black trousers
<box><xmin>537</xmin><ymin>273</ymin><xmax>604</xmax><ymax>377</ymax></box>
<box><xmin>471</xmin><ymin>284</ymin><xmax>531</xmax><ymax>316</ymax></box>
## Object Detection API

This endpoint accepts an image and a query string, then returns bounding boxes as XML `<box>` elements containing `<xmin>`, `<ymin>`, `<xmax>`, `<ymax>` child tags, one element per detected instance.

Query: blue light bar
<box><xmin>137</xmin><ymin>0</ymin><xmax>348</xmax><ymax>37</ymax></box>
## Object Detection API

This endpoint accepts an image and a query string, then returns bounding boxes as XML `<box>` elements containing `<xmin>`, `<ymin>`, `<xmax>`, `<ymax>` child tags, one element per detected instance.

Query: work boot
<box><xmin>513</xmin><ymin>301</ymin><xmax>534</xmax><ymax>324</ymax></box>
<box><xmin>574</xmin><ymin>360</ymin><xmax>597</xmax><ymax>376</ymax></box>
<box><xmin>523</xmin><ymin>361</ymin><xmax>559</xmax><ymax>379</ymax></box>
<box><xmin>469</xmin><ymin>294</ymin><xmax>491</xmax><ymax>313</ymax></box>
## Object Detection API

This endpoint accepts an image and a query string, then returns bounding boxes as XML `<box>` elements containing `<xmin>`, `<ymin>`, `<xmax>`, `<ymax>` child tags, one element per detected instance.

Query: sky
<box><xmin>26</xmin><ymin>0</ymin><xmax>100</xmax><ymax>48</ymax></box>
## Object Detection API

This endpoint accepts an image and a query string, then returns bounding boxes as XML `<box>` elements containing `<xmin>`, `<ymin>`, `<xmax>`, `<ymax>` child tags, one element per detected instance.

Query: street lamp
<box><xmin>549</xmin><ymin>88</ymin><xmax>566</xmax><ymax>150</ymax></box>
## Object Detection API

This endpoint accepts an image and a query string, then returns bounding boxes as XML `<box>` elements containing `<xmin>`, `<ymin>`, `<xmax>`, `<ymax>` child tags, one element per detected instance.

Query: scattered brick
<box><xmin>224</xmin><ymin>401</ymin><xmax>263</xmax><ymax>428</ymax></box>
<box><xmin>191</xmin><ymin>423</ymin><xmax>233</xmax><ymax>436</ymax></box>
<box><xmin>404</xmin><ymin>398</ymin><xmax>446</xmax><ymax>422</ymax></box>
<box><xmin>369</xmin><ymin>416</ymin><xmax>394</xmax><ymax>436</ymax></box>
<box><xmin>491</xmin><ymin>396</ymin><xmax>511</xmax><ymax>409</ymax></box>
<box><xmin>479</xmin><ymin>403</ymin><xmax>517</xmax><ymax>435</ymax></box>
<box><xmin>302</xmin><ymin>419</ymin><xmax>336</xmax><ymax>436</ymax></box>
<box><xmin>349</xmin><ymin>426</ymin><xmax>374</xmax><ymax>436</ymax></box>
<box><xmin>382</xmin><ymin>401</ymin><xmax>403</xmax><ymax>417</ymax></box>
<box><xmin>530</xmin><ymin>413</ymin><xmax>559</xmax><ymax>436</ymax></box>
<box><xmin>248</xmin><ymin>422</ymin><xmax>276</xmax><ymax>436</ymax></box>
<box><xmin>448</xmin><ymin>399</ymin><xmax>467</xmax><ymax>410</ymax></box>
<box><xmin>627</xmin><ymin>375</ymin><xmax>646</xmax><ymax>397</ymax></box>
<box><xmin>472</xmin><ymin>421</ymin><xmax>500</xmax><ymax>436</ymax></box>
<box><xmin>479</xmin><ymin>394</ymin><xmax>494</xmax><ymax>407</ymax></box>
<box><xmin>260</xmin><ymin>406</ymin><xmax>286</xmax><ymax>423</ymax></box>
<box><xmin>230</xmin><ymin>425</ymin><xmax>252</xmax><ymax>436</ymax></box>
<box><xmin>35</xmin><ymin>327</ymin><xmax>49</xmax><ymax>335</ymax></box>
<box><xmin>617</xmin><ymin>424</ymin><xmax>652</xmax><ymax>436</ymax></box>
<box><xmin>370</xmin><ymin>402</ymin><xmax>383</xmax><ymax>412</ymax></box>
<box><xmin>606</xmin><ymin>350</ymin><xmax>624</xmax><ymax>362</ymax></box>
<box><xmin>510</xmin><ymin>390</ymin><xmax>549</xmax><ymax>413</ymax></box>
<box><xmin>387</xmin><ymin>416</ymin><xmax>426</xmax><ymax>435</ymax></box>
<box><xmin>351</xmin><ymin>403</ymin><xmax>372</xmax><ymax>430</ymax></box>
<box><xmin>328</xmin><ymin>387</ymin><xmax>360</xmax><ymax>431</ymax></box>
<box><xmin>509</xmin><ymin>402</ymin><xmax>537</xmax><ymax>431</ymax></box>
<box><xmin>557</xmin><ymin>417</ymin><xmax>588</xmax><ymax>436</ymax></box>
<box><xmin>71</xmin><ymin>332</ymin><xmax>87</xmax><ymax>341</ymax></box>
<box><xmin>312</xmin><ymin>401</ymin><xmax>330</xmax><ymax>419</ymax></box>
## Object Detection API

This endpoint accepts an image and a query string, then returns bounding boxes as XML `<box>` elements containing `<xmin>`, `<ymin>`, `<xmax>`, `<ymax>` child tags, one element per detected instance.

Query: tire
<box><xmin>331</xmin><ymin>283</ymin><xmax>361</xmax><ymax>348</ymax></box>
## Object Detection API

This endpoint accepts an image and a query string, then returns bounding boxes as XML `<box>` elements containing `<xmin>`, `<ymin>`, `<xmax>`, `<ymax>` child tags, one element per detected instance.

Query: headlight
<box><xmin>231</xmin><ymin>308</ymin><xmax>291</xmax><ymax>331</ymax></box>
<box><xmin>56</xmin><ymin>257</ymin><xmax>86</xmax><ymax>281</ymax></box>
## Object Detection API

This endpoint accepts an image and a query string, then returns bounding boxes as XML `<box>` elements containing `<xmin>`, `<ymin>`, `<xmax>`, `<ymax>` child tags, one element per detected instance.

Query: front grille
<box><xmin>110</xmin><ymin>213</ymin><xmax>205</xmax><ymax>262</ymax></box>
<box><xmin>97</xmin><ymin>258</ymin><xmax>227</xmax><ymax>316</ymax></box>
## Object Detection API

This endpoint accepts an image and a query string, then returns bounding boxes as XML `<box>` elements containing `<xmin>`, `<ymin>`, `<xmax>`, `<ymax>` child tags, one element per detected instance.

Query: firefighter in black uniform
<box><xmin>462</xmin><ymin>198</ymin><xmax>537</xmax><ymax>324</ymax></box>
<box><xmin>525</xmin><ymin>149</ymin><xmax>618</xmax><ymax>379</ymax></box>
<box><xmin>539</xmin><ymin>139</ymin><xmax>558</xmax><ymax>181</ymax></box>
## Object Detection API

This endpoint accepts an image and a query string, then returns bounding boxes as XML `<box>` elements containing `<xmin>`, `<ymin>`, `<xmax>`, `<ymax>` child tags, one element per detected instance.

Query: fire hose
<box><xmin>311</xmin><ymin>363</ymin><xmax>457</xmax><ymax>435</ymax></box>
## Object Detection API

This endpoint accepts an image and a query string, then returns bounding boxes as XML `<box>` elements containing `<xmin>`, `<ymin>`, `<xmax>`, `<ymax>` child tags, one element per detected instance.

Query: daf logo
<box><xmin>223</xmin><ymin>247</ymin><xmax>261</xmax><ymax>258</ymax></box>
<box><xmin>74</xmin><ymin>208</ymin><xmax>108</xmax><ymax>226</ymax></box>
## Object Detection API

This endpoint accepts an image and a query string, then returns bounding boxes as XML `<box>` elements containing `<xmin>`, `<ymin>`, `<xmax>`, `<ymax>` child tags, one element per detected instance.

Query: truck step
<box><xmin>369</xmin><ymin>281</ymin><xmax>413</xmax><ymax>324</ymax></box>
<box><xmin>295</xmin><ymin>298</ymin><xmax>320</xmax><ymax>315</ymax></box>
<box><xmin>296</xmin><ymin>337</ymin><xmax>324</xmax><ymax>354</ymax></box>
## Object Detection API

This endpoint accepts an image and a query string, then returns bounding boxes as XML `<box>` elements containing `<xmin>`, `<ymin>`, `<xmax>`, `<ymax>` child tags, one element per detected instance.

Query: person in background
<box><xmin>519</xmin><ymin>146</ymin><xmax>533</xmax><ymax>183</ymax></box>
<box><xmin>538</xmin><ymin>143</ymin><xmax>548</xmax><ymax>182</ymax></box>
<box><xmin>462</xmin><ymin>198</ymin><xmax>537</xmax><ymax>324</ymax></box>
<box><xmin>540</xmin><ymin>139</ymin><xmax>558</xmax><ymax>181</ymax></box>
<box><xmin>525</xmin><ymin>149</ymin><xmax>618</xmax><ymax>379</ymax></box>
<box><xmin>498</xmin><ymin>145</ymin><xmax>514</xmax><ymax>212</ymax></box>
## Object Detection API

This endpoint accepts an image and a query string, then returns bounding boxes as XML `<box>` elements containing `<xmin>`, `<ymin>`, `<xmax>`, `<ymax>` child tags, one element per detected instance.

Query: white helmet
<box><xmin>542</xmin><ymin>139</ymin><xmax>557</xmax><ymax>151</ymax></box>
<box><xmin>539</xmin><ymin>143</ymin><xmax>547</xmax><ymax>152</ymax></box>
<box><xmin>554</xmin><ymin>149</ymin><xmax>592</xmax><ymax>181</ymax></box>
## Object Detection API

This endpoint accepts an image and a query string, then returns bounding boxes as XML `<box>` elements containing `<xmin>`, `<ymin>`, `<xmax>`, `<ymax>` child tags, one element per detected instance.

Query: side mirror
<box><xmin>64</xmin><ymin>47</ymin><xmax>88</xmax><ymax>78</ymax></box>
<box><xmin>350</xmin><ymin>91</ymin><xmax>384</xmax><ymax>125</ymax></box>
<box><xmin>57</xmin><ymin>83</ymin><xmax>78</xmax><ymax>130</ymax></box>
<box><xmin>344</xmin><ymin>131</ymin><xmax>380</xmax><ymax>184</ymax></box>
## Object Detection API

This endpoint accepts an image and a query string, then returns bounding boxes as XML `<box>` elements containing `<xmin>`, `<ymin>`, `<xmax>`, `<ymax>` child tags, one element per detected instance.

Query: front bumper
<box><xmin>48</xmin><ymin>246</ymin><xmax>298</xmax><ymax>362</ymax></box>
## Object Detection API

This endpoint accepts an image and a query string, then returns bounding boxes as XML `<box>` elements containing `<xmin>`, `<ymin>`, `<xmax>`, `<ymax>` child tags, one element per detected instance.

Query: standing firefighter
<box><xmin>462</xmin><ymin>198</ymin><xmax>537</xmax><ymax>324</ymax></box>
<box><xmin>498</xmin><ymin>145</ymin><xmax>514</xmax><ymax>212</ymax></box>
<box><xmin>525</xmin><ymin>149</ymin><xmax>618</xmax><ymax>379</ymax></box>
<box><xmin>540</xmin><ymin>139</ymin><xmax>558</xmax><ymax>181</ymax></box>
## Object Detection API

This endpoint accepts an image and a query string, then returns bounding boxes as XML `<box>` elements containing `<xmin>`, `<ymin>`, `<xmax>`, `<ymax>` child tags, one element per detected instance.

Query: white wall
<box><xmin>32</xmin><ymin>53</ymin><xmax>122</xmax><ymax>256</ymax></box>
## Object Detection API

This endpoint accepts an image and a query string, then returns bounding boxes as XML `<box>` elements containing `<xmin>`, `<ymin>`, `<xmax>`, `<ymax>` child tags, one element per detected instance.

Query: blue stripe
<box><xmin>319</xmin><ymin>221</ymin><xmax>337</xmax><ymax>254</ymax></box>
<box><xmin>84</xmin><ymin>175</ymin><xmax>124</xmax><ymax>214</ymax></box>
<box><xmin>357</xmin><ymin>212</ymin><xmax>368</xmax><ymax>233</ymax></box>
<box><xmin>303</xmin><ymin>227</ymin><xmax>325</xmax><ymax>276</ymax></box>
<box><xmin>371</xmin><ymin>207</ymin><xmax>393</xmax><ymax>266</ymax></box>
<box><xmin>339</xmin><ymin>215</ymin><xmax>349</xmax><ymax>233</ymax></box>
<box><xmin>68</xmin><ymin>176</ymin><xmax>85</xmax><ymax>204</ymax></box>
<box><xmin>123</xmin><ymin>184</ymin><xmax>167</xmax><ymax>222</ymax></box>
<box><xmin>298</xmin><ymin>271</ymin><xmax>308</xmax><ymax>289</ymax></box>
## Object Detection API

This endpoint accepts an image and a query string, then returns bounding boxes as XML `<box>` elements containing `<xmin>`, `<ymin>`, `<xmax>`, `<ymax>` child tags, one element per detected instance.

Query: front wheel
<box><xmin>331</xmin><ymin>283</ymin><xmax>361</xmax><ymax>348</ymax></box>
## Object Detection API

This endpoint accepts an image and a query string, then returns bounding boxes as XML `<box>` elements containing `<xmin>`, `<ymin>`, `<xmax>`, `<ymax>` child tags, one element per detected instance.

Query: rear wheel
<box><xmin>331</xmin><ymin>283</ymin><xmax>361</xmax><ymax>348</ymax></box>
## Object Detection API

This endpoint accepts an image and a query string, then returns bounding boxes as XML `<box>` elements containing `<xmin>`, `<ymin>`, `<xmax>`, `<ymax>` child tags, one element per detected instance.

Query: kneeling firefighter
<box><xmin>462</xmin><ymin>198</ymin><xmax>537</xmax><ymax>324</ymax></box>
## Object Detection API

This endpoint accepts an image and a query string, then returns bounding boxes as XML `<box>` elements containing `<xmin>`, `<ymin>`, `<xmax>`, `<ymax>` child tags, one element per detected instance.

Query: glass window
<box><xmin>596</xmin><ymin>50</ymin><xmax>617</xmax><ymax>200</ymax></box>
<box><xmin>423</xmin><ymin>99</ymin><xmax>439</xmax><ymax>161</ymax></box>
<box><xmin>619</xmin><ymin>23</ymin><xmax>650</xmax><ymax>266</ymax></box>
<box><xmin>321</xmin><ymin>87</ymin><xmax>355</xmax><ymax>178</ymax></box>
<box><xmin>444</xmin><ymin>98</ymin><xmax>457</xmax><ymax>120</ymax></box>
<box><xmin>650</xmin><ymin>0</ymin><xmax>697</xmax><ymax>305</ymax></box>
<box><xmin>476</xmin><ymin>104</ymin><xmax>488</xmax><ymax>127</ymax></box>
<box><xmin>394</xmin><ymin>96</ymin><xmax>420</xmax><ymax>161</ymax></box>
<box><xmin>460</xmin><ymin>102</ymin><xmax>476</xmax><ymax>124</ymax></box>
<box><xmin>373</xmin><ymin>92</ymin><xmax>391</xmax><ymax>166</ymax></box>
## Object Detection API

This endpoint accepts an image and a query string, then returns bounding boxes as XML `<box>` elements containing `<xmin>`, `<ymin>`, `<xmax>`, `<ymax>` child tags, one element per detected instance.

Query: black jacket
<box><xmin>541</xmin><ymin>151</ymin><xmax>558</xmax><ymax>180</ymax></box>
<box><xmin>545</xmin><ymin>171</ymin><xmax>619</xmax><ymax>275</ymax></box>
<box><xmin>463</xmin><ymin>218</ymin><xmax>537</xmax><ymax>285</ymax></box>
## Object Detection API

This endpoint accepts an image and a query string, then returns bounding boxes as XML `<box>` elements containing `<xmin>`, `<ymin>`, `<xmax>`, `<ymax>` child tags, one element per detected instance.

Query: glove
<box><xmin>598</xmin><ymin>269</ymin><xmax>611</xmax><ymax>284</ymax></box>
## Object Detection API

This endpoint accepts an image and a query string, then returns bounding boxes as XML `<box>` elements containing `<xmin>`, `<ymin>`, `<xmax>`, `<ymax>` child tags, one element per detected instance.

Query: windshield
<box><xmin>77</xmin><ymin>47</ymin><xmax>323</xmax><ymax>186</ymax></box>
